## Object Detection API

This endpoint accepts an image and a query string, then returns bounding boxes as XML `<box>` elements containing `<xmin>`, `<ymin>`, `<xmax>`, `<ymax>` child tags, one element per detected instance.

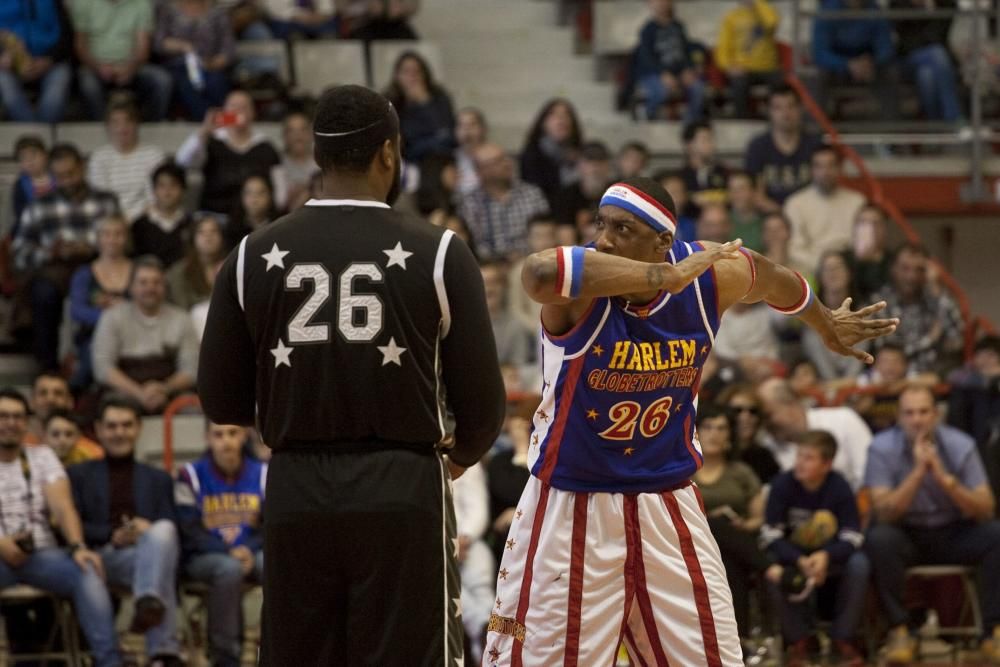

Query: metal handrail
<box><xmin>162</xmin><ymin>394</ymin><xmax>202</xmax><ymax>473</ymax></box>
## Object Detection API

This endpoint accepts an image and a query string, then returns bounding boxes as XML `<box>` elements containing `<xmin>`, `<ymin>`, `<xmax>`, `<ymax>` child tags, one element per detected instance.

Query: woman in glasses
<box><xmin>718</xmin><ymin>383</ymin><xmax>781</xmax><ymax>484</ymax></box>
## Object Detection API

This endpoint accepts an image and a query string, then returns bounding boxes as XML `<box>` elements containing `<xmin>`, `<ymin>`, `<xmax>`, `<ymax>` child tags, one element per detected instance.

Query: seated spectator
<box><xmin>948</xmin><ymin>335</ymin><xmax>1000</xmax><ymax>448</ymax></box>
<box><xmin>813</xmin><ymin>0</ymin><xmax>898</xmax><ymax>120</ymax></box>
<box><xmin>714</xmin><ymin>0</ymin><xmax>783</xmax><ymax>118</ymax></box>
<box><xmin>131</xmin><ymin>162</ymin><xmax>194</xmax><ymax>268</ymax></box>
<box><xmin>69</xmin><ymin>215</ymin><xmax>133</xmax><ymax>390</ymax></box>
<box><xmin>616</xmin><ymin>141</ymin><xmax>650</xmax><ymax>180</ymax></box>
<box><xmin>519</xmin><ymin>98</ymin><xmax>583</xmax><ymax>207</ymax></box>
<box><xmin>864</xmin><ymin>385</ymin><xmax>1000</xmax><ymax>663</ymax></box>
<box><xmin>452</xmin><ymin>463</ymin><xmax>496</xmax><ymax>655</ymax></box>
<box><xmin>87</xmin><ymin>99</ymin><xmax>166</xmax><ymax>222</ymax></box>
<box><xmin>44</xmin><ymin>409</ymin><xmax>103</xmax><ymax>466</ymax></box>
<box><xmin>227</xmin><ymin>175</ymin><xmax>278</xmax><ymax>247</ymax></box>
<box><xmin>336</xmin><ymin>0</ymin><xmax>419</xmax><ymax>41</ymax></box>
<box><xmin>92</xmin><ymin>256</ymin><xmax>199</xmax><ymax>414</ymax></box>
<box><xmin>784</xmin><ymin>147</ymin><xmax>866</xmax><ymax>273</ymax></box>
<box><xmin>481</xmin><ymin>262</ymin><xmax>535</xmax><ymax>369</ymax></box>
<box><xmin>762</xmin><ymin>430</ymin><xmax>868</xmax><ymax>666</ymax></box>
<box><xmin>271</xmin><ymin>112</ymin><xmax>318</xmax><ymax>212</ymax></box>
<box><xmin>693</xmin><ymin>405</ymin><xmax>771</xmax><ymax>641</ymax></box>
<box><xmin>176</xmin><ymin>421</ymin><xmax>266</xmax><ymax>667</ymax></box>
<box><xmin>655</xmin><ymin>170</ymin><xmax>697</xmax><ymax>241</ymax></box>
<box><xmin>728</xmin><ymin>171</ymin><xmax>764</xmax><ymax>252</ymax></box>
<box><xmin>507</xmin><ymin>215</ymin><xmax>557</xmax><ymax>332</ymax></box>
<box><xmin>167</xmin><ymin>214</ymin><xmax>226</xmax><ymax>310</ymax></box>
<box><xmin>633</xmin><ymin>0</ymin><xmax>705</xmax><ymax>122</ymax></box>
<box><xmin>681</xmin><ymin>121</ymin><xmax>729</xmax><ymax>214</ymax></box>
<box><xmin>719</xmin><ymin>383</ymin><xmax>781</xmax><ymax>484</ymax></box>
<box><xmin>553</xmin><ymin>141</ymin><xmax>613</xmax><ymax>230</ymax></box>
<box><xmin>72</xmin><ymin>0</ymin><xmax>172</xmax><ymax>121</ymax></box>
<box><xmin>745</xmin><ymin>84</ymin><xmax>825</xmax><ymax>212</ymax></box>
<box><xmin>851</xmin><ymin>203</ymin><xmax>892</xmax><ymax>300</ymax></box>
<box><xmin>696</xmin><ymin>203</ymin><xmax>734</xmax><ymax>244</ymax></box>
<box><xmin>758</xmin><ymin>377</ymin><xmax>872</xmax><ymax>490</ymax></box>
<box><xmin>488</xmin><ymin>410</ymin><xmax>533</xmax><ymax>567</ymax></box>
<box><xmin>455</xmin><ymin>107</ymin><xmax>488</xmax><ymax>196</ymax></box>
<box><xmin>761</xmin><ymin>211</ymin><xmax>792</xmax><ymax>266</ymax></box>
<box><xmin>24</xmin><ymin>373</ymin><xmax>102</xmax><ymax>460</ymax></box>
<box><xmin>801</xmin><ymin>250</ymin><xmax>865</xmax><ymax>382</ymax></box>
<box><xmin>10</xmin><ymin>136</ymin><xmax>53</xmax><ymax>229</ymax></box>
<box><xmin>13</xmin><ymin>144</ymin><xmax>120</xmax><ymax>372</ymax></box>
<box><xmin>0</xmin><ymin>0</ymin><xmax>72</xmax><ymax>123</ymax></box>
<box><xmin>713</xmin><ymin>301</ymin><xmax>781</xmax><ymax>372</ymax></box>
<box><xmin>259</xmin><ymin>0</ymin><xmax>337</xmax><ymax>39</ymax></box>
<box><xmin>154</xmin><ymin>0</ymin><xmax>235</xmax><ymax>121</ymax></box>
<box><xmin>789</xmin><ymin>358</ymin><xmax>823</xmax><ymax>402</ymax></box>
<box><xmin>459</xmin><ymin>143</ymin><xmax>549</xmax><ymax>261</ymax></box>
<box><xmin>871</xmin><ymin>242</ymin><xmax>964</xmax><ymax>376</ymax></box>
<box><xmin>385</xmin><ymin>51</ymin><xmax>456</xmax><ymax>164</ymax></box>
<box><xmin>850</xmin><ymin>343</ymin><xmax>928</xmax><ymax>432</ymax></box>
<box><xmin>176</xmin><ymin>90</ymin><xmax>281</xmax><ymax>216</ymax></box>
<box><xmin>0</xmin><ymin>388</ymin><xmax>121</xmax><ymax>667</ymax></box>
<box><xmin>67</xmin><ymin>395</ymin><xmax>181</xmax><ymax>665</ymax></box>
<box><xmin>891</xmin><ymin>0</ymin><xmax>961</xmax><ymax>122</ymax></box>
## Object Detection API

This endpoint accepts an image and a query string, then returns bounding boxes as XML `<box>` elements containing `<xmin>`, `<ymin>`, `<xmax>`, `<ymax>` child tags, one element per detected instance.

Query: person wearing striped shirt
<box><xmin>87</xmin><ymin>99</ymin><xmax>166</xmax><ymax>222</ymax></box>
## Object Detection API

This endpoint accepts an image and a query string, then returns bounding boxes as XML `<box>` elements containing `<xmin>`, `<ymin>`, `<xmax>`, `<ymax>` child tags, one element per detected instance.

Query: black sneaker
<box><xmin>129</xmin><ymin>595</ymin><xmax>166</xmax><ymax>634</ymax></box>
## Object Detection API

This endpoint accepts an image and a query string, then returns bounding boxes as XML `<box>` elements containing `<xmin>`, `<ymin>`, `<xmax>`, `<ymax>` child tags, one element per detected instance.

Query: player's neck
<box><xmin>621</xmin><ymin>287</ymin><xmax>661</xmax><ymax>306</ymax></box>
<box><xmin>316</xmin><ymin>177</ymin><xmax>385</xmax><ymax>203</ymax></box>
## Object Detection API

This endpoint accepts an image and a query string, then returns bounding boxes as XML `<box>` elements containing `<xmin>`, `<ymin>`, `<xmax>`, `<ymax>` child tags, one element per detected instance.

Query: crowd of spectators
<box><xmin>0</xmin><ymin>1</ymin><xmax>996</xmax><ymax>665</ymax></box>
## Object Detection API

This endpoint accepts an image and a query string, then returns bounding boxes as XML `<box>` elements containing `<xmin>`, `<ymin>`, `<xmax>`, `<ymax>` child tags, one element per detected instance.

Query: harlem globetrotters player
<box><xmin>483</xmin><ymin>177</ymin><xmax>898</xmax><ymax>666</ymax></box>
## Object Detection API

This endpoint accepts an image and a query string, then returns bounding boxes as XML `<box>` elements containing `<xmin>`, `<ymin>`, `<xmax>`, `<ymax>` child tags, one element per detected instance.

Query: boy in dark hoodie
<box><xmin>633</xmin><ymin>0</ymin><xmax>706</xmax><ymax>122</ymax></box>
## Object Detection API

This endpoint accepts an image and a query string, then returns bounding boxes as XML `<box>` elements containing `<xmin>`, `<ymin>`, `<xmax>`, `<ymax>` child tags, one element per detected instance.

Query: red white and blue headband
<box><xmin>599</xmin><ymin>182</ymin><xmax>677</xmax><ymax>235</ymax></box>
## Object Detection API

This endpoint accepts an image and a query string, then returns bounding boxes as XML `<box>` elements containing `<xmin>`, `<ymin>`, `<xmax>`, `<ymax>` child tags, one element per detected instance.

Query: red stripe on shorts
<box><xmin>538</xmin><ymin>356</ymin><xmax>586</xmax><ymax>484</ymax></box>
<box><xmin>564</xmin><ymin>493</ymin><xmax>589</xmax><ymax>666</ymax></box>
<box><xmin>624</xmin><ymin>626</ymin><xmax>650</xmax><ymax>667</ymax></box>
<box><xmin>661</xmin><ymin>491</ymin><xmax>722</xmax><ymax>667</ymax></box>
<box><xmin>625</xmin><ymin>496</ymin><xmax>670</xmax><ymax>666</ymax></box>
<box><xmin>511</xmin><ymin>483</ymin><xmax>551</xmax><ymax>667</ymax></box>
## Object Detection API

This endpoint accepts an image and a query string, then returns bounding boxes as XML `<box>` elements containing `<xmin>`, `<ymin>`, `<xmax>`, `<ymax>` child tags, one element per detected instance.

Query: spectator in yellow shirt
<box><xmin>43</xmin><ymin>409</ymin><xmax>105</xmax><ymax>466</ymax></box>
<box><xmin>714</xmin><ymin>0</ymin><xmax>783</xmax><ymax>118</ymax></box>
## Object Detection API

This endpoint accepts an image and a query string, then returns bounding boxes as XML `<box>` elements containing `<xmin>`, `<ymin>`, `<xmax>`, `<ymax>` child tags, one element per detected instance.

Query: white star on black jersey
<box><xmin>261</xmin><ymin>243</ymin><xmax>289</xmax><ymax>272</ymax></box>
<box><xmin>270</xmin><ymin>338</ymin><xmax>293</xmax><ymax>367</ymax></box>
<box><xmin>377</xmin><ymin>337</ymin><xmax>407</xmax><ymax>366</ymax></box>
<box><xmin>383</xmin><ymin>242</ymin><xmax>413</xmax><ymax>270</ymax></box>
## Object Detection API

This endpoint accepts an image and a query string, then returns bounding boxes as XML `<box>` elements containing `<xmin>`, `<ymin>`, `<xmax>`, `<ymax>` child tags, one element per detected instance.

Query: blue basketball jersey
<box><xmin>180</xmin><ymin>456</ymin><xmax>268</xmax><ymax>548</ymax></box>
<box><xmin>528</xmin><ymin>241</ymin><xmax>722</xmax><ymax>493</ymax></box>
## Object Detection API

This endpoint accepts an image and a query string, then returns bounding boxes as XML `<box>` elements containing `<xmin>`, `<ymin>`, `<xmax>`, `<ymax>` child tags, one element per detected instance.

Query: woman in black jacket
<box><xmin>384</xmin><ymin>51</ymin><xmax>457</xmax><ymax>163</ymax></box>
<box><xmin>519</xmin><ymin>98</ymin><xmax>584</xmax><ymax>207</ymax></box>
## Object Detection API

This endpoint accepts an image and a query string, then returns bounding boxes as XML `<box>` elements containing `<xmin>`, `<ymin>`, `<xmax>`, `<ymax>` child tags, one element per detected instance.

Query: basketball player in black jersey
<box><xmin>198</xmin><ymin>86</ymin><xmax>507</xmax><ymax>665</ymax></box>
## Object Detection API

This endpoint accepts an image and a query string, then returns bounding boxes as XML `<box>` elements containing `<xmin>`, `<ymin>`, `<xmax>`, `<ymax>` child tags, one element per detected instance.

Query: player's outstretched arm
<box><xmin>521</xmin><ymin>240</ymin><xmax>743</xmax><ymax>305</ymax></box>
<box><xmin>713</xmin><ymin>245</ymin><xmax>899</xmax><ymax>364</ymax></box>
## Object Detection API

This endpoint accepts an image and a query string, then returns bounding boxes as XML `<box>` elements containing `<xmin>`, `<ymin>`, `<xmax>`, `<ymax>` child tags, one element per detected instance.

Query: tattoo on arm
<box><xmin>645</xmin><ymin>264</ymin><xmax>664</xmax><ymax>289</ymax></box>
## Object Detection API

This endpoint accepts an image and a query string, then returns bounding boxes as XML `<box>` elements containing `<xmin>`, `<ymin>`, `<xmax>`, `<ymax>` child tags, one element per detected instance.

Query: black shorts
<box><xmin>260</xmin><ymin>446</ymin><xmax>462</xmax><ymax>666</ymax></box>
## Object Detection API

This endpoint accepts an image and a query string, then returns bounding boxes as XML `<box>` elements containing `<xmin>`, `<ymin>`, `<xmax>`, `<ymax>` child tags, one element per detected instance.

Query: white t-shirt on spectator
<box><xmin>87</xmin><ymin>143</ymin><xmax>167</xmax><ymax>222</ymax></box>
<box><xmin>765</xmin><ymin>406</ymin><xmax>873</xmax><ymax>491</ymax></box>
<box><xmin>0</xmin><ymin>446</ymin><xmax>66</xmax><ymax>550</ymax></box>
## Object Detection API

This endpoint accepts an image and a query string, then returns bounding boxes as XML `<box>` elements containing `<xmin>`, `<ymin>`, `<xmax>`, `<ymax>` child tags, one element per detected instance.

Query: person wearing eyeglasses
<box><xmin>0</xmin><ymin>388</ymin><xmax>120</xmax><ymax>666</ymax></box>
<box><xmin>719</xmin><ymin>383</ymin><xmax>781</xmax><ymax>484</ymax></box>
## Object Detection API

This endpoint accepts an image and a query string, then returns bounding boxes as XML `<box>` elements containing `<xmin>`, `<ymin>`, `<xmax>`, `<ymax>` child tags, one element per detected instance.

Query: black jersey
<box><xmin>199</xmin><ymin>199</ymin><xmax>506</xmax><ymax>466</ymax></box>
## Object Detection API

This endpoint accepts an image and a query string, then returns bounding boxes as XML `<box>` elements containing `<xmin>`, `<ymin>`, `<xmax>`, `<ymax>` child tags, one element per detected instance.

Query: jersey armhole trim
<box><xmin>236</xmin><ymin>235</ymin><xmax>248</xmax><ymax>311</ymax></box>
<box><xmin>184</xmin><ymin>462</ymin><xmax>200</xmax><ymax>496</ymax></box>
<box><xmin>541</xmin><ymin>298</ymin><xmax>597</xmax><ymax>343</ymax></box>
<box><xmin>739</xmin><ymin>247</ymin><xmax>757</xmax><ymax>297</ymax></box>
<box><xmin>689</xmin><ymin>242</ymin><xmax>717</xmax><ymax>347</ymax></box>
<box><xmin>433</xmin><ymin>230</ymin><xmax>455</xmax><ymax>338</ymax></box>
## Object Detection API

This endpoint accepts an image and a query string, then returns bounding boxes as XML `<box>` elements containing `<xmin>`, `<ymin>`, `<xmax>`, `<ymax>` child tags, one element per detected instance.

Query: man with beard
<box><xmin>12</xmin><ymin>143</ymin><xmax>120</xmax><ymax>371</ymax></box>
<box><xmin>198</xmin><ymin>85</ymin><xmax>508</xmax><ymax>664</ymax></box>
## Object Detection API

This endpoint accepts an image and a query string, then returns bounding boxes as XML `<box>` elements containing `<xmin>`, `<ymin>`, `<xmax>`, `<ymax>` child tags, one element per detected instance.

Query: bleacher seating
<box><xmin>291</xmin><ymin>40</ymin><xmax>367</xmax><ymax>97</ymax></box>
<box><xmin>235</xmin><ymin>40</ymin><xmax>293</xmax><ymax>86</ymax></box>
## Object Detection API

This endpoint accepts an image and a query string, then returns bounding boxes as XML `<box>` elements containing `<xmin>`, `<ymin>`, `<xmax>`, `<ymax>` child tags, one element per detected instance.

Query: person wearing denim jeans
<box><xmin>71</xmin><ymin>0</ymin><xmax>172</xmax><ymax>121</ymax></box>
<box><xmin>176</xmin><ymin>422</ymin><xmax>267</xmax><ymax>667</ymax></box>
<box><xmin>891</xmin><ymin>0</ymin><xmax>962</xmax><ymax>122</ymax></box>
<box><xmin>761</xmin><ymin>430</ymin><xmax>868</xmax><ymax>666</ymax></box>
<box><xmin>0</xmin><ymin>389</ymin><xmax>121</xmax><ymax>667</ymax></box>
<box><xmin>67</xmin><ymin>395</ymin><xmax>182</xmax><ymax>665</ymax></box>
<box><xmin>632</xmin><ymin>0</ymin><xmax>706</xmax><ymax>122</ymax></box>
<box><xmin>864</xmin><ymin>385</ymin><xmax>1000</xmax><ymax>664</ymax></box>
<box><xmin>0</xmin><ymin>0</ymin><xmax>73</xmax><ymax>123</ymax></box>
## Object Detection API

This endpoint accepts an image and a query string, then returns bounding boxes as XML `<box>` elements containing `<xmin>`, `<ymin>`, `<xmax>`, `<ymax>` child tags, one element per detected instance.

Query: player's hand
<box><xmin>817</xmin><ymin>298</ymin><xmax>899</xmax><ymax>364</ymax></box>
<box><xmin>662</xmin><ymin>239</ymin><xmax>743</xmax><ymax>294</ymax></box>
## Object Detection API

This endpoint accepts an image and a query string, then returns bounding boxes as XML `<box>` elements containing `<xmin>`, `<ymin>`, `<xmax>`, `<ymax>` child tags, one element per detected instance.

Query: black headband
<box><xmin>314</xmin><ymin>102</ymin><xmax>398</xmax><ymax>151</ymax></box>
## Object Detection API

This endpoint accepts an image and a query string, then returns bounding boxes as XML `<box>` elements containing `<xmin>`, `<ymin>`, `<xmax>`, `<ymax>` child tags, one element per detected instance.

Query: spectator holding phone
<box><xmin>176</xmin><ymin>90</ymin><xmax>280</xmax><ymax>216</ymax></box>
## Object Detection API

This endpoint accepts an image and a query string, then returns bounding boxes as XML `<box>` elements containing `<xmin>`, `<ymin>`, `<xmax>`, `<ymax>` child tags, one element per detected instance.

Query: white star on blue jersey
<box><xmin>261</xmin><ymin>243</ymin><xmax>289</xmax><ymax>272</ymax></box>
<box><xmin>382</xmin><ymin>242</ymin><xmax>413</xmax><ymax>270</ymax></box>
